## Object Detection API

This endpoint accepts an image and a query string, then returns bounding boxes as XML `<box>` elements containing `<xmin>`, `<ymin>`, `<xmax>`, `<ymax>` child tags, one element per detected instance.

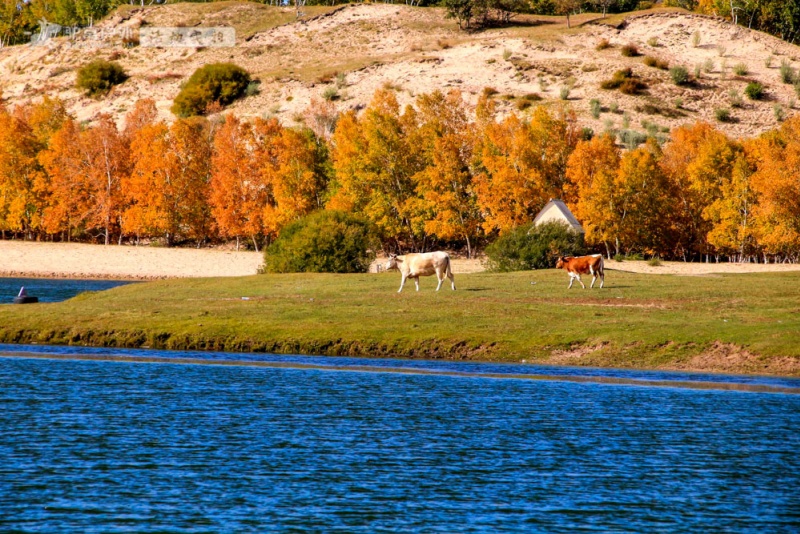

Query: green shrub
<box><xmin>171</xmin><ymin>63</ymin><xmax>251</xmax><ymax>117</ymax></box>
<box><xmin>485</xmin><ymin>221</ymin><xmax>585</xmax><ymax>272</ymax></box>
<box><xmin>669</xmin><ymin>65</ymin><xmax>690</xmax><ymax>85</ymax></box>
<box><xmin>262</xmin><ymin>210</ymin><xmax>376</xmax><ymax>274</ymax></box>
<box><xmin>745</xmin><ymin>81</ymin><xmax>764</xmax><ymax>100</ymax></box>
<box><xmin>647</xmin><ymin>257</ymin><xmax>662</xmax><ymax>266</ymax></box>
<box><xmin>559</xmin><ymin>86</ymin><xmax>571</xmax><ymax>100</ymax></box>
<box><xmin>76</xmin><ymin>60</ymin><xmax>127</xmax><ymax>97</ymax></box>
<box><xmin>715</xmin><ymin>107</ymin><xmax>731</xmax><ymax>122</ymax></box>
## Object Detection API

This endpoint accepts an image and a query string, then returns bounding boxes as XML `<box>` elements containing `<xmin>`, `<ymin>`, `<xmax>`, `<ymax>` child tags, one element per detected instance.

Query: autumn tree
<box><xmin>565</xmin><ymin>133</ymin><xmax>622</xmax><ymax>258</ymax></box>
<box><xmin>748</xmin><ymin>116</ymin><xmax>800</xmax><ymax>258</ymax></box>
<box><xmin>81</xmin><ymin>115</ymin><xmax>129</xmax><ymax>244</ymax></box>
<box><xmin>473</xmin><ymin>106</ymin><xmax>580</xmax><ymax>235</ymax></box>
<box><xmin>328</xmin><ymin>89</ymin><xmax>426</xmax><ymax>248</ymax></box>
<box><xmin>0</xmin><ymin>106</ymin><xmax>45</xmax><ymax>239</ymax></box>
<box><xmin>255</xmin><ymin>117</ymin><xmax>328</xmax><ymax>238</ymax></box>
<box><xmin>125</xmin><ymin>117</ymin><xmax>213</xmax><ymax>246</ymax></box>
<box><xmin>210</xmin><ymin>114</ymin><xmax>268</xmax><ymax>250</ymax></box>
<box><xmin>411</xmin><ymin>90</ymin><xmax>483</xmax><ymax>257</ymax></box>
<box><xmin>660</xmin><ymin>122</ymin><xmax>738</xmax><ymax>260</ymax></box>
<box><xmin>704</xmin><ymin>153</ymin><xmax>759</xmax><ymax>259</ymax></box>
<box><xmin>39</xmin><ymin>118</ymin><xmax>93</xmax><ymax>240</ymax></box>
<box><xmin>555</xmin><ymin>0</ymin><xmax>583</xmax><ymax>28</ymax></box>
<box><xmin>612</xmin><ymin>139</ymin><xmax>677</xmax><ymax>256</ymax></box>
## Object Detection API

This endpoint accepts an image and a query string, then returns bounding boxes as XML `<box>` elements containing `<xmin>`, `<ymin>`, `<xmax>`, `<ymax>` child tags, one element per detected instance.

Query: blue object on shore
<box><xmin>13</xmin><ymin>286</ymin><xmax>38</xmax><ymax>304</ymax></box>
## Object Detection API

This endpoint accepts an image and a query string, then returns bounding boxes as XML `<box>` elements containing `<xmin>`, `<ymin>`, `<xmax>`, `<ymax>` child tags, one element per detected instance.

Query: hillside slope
<box><xmin>1</xmin><ymin>3</ymin><xmax>799</xmax><ymax>138</ymax></box>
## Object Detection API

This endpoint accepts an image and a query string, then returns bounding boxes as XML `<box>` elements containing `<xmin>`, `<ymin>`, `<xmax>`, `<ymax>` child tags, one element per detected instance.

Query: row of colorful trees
<box><xmin>1</xmin><ymin>90</ymin><xmax>800</xmax><ymax>260</ymax></box>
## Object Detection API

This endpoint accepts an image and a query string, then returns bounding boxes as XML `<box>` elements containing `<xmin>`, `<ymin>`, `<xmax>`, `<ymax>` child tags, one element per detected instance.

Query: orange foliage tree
<box><xmin>410</xmin><ymin>90</ymin><xmax>483</xmax><ymax>257</ymax></box>
<box><xmin>125</xmin><ymin>117</ymin><xmax>213</xmax><ymax>245</ymax></box>
<box><xmin>748</xmin><ymin>117</ymin><xmax>800</xmax><ymax>257</ymax></box>
<box><xmin>473</xmin><ymin>107</ymin><xmax>580</xmax><ymax>235</ymax></box>
<box><xmin>210</xmin><ymin>114</ymin><xmax>269</xmax><ymax>251</ymax></box>
<box><xmin>39</xmin><ymin>118</ymin><xmax>93</xmax><ymax>240</ymax></box>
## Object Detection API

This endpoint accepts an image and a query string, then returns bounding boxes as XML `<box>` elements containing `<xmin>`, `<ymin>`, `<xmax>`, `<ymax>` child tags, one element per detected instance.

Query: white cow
<box><xmin>385</xmin><ymin>251</ymin><xmax>456</xmax><ymax>292</ymax></box>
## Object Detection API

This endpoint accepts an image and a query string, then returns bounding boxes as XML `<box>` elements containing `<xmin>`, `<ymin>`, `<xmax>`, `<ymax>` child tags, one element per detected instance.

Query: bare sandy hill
<box><xmin>1</xmin><ymin>4</ymin><xmax>798</xmax><ymax>138</ymax></box>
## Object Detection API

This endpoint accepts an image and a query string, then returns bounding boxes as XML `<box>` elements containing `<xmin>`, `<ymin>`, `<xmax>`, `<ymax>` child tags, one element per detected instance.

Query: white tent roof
<box><xmin>533</xmin><ymin>199</ymin><xmax>584</xmax><ymax>233</ymax></box>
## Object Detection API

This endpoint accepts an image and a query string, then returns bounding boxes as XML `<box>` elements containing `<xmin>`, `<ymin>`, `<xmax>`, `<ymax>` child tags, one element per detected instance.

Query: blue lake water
<box><xmin>1</xmin><ymin>348</ymin><xmax>799</xmax><ymax>532</ymax></box>
<box><xmin>0</xmin><ymin>277</ymin><xmax>132</xmax><ymax>304</ymax></box>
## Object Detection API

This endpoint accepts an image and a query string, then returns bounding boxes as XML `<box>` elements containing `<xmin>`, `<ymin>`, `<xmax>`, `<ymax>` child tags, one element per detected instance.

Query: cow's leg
<box><xmin>414</xmin><ymin>276</ymin><xmax>420</xmax><ymax>292</ymax></box>
<box><xmin>599</xmin><ymin>272</ymin><xmax>604</xmax><ymax>289</ymax></box>
<box><xmin>590</xmin><ymin>273</ymin><xmax>597</xmax><ymax>288</ymax></box>
<box><xmin>435</xmin><ymin>269</ymin><xmax>444</xmax><ymax>291</ymax></box>
<box><xmin>568</xmin><ymin>274</ymin><xmax>575</xmax><ymax>289</ymax></box>
<box><xmin>576</xmin><ymin>274</ymin><xmax>586</xmax><ymax>289</ymax></box>
<box><xmin>398</xmin><ymin>274</ymin><xmax>408</xmax><ymax>293</ymax></box>
<box><xmin>448</xmin><ymin>270</ymin><xmax>455</xmax><ymax>290</ymax></box>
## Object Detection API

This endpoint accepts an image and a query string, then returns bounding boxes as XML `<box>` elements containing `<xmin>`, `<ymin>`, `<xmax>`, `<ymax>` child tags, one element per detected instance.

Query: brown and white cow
<box><xmin>385</xmin><ymin>251</ymin><xmax>456</xmax><ymax>292</ymax></box>
<box><xmin>555</xmin><ymin>254</ymin><xmax>605</xmax><ymax>289</ymax></box>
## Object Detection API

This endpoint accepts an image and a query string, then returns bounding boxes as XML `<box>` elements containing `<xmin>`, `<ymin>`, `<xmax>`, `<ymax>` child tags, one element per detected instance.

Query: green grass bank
<box><xmin>1</xmin><ymin>270</ymin><xmax>799</xmax><ymax>376</ymax></box>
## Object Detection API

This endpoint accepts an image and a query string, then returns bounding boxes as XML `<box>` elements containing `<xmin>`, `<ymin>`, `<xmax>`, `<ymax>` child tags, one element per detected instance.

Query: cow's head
<box><xmin>384</xmin><ymin>253</ymin><xmax>400</xmax><ymax>271</ymax></box>
<box><xmin>555</xmin><ymin>257</ymin><xmax>565</xmax><ymax>270</ymax></box>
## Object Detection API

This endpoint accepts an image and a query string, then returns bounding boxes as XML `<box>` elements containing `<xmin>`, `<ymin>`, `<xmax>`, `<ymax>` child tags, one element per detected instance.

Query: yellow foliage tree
<box><xmin>565</xmin><ymin>133</ymin><xmax>622</xmax><ymax>257</ymax></box>
<box><xmin>748</xmin><ymin>117</ymin><xmax>800</xmax><ymax>257</ymax></box>
<box><xmin>473</xmin><ymin>107</ymin><xmax>580</xmax><ymax>235</ymax></box>
<box><xmin>660</xmin><ymin>122</ymin><xmax>738</xmax><ymax>259</ymax></box>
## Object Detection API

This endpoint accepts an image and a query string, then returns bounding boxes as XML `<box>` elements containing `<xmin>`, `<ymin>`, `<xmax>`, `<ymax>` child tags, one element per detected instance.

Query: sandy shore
<box><xmin>1</xmin><ymin>241</ymin><xmax>800</xmax><ymax>279</ymax></box>
<box><xmin>0</xmin><ymin>241</ymin><xmax>264</xmax><ymax>280</ymax></box>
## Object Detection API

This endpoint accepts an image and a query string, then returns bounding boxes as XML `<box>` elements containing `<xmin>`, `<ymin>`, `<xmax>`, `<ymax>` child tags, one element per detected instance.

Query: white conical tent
<box><xmin>532</xmin><ymin>199</ymin><xmax>584</xmax><ymax>233</ymax></box>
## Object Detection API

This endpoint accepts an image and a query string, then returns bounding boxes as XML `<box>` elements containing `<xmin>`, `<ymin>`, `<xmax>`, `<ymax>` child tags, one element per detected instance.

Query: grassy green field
<box><xmin>2</xmin><ymin>270</ymin><xmax>799</xmax><ymax>375</ymax></box>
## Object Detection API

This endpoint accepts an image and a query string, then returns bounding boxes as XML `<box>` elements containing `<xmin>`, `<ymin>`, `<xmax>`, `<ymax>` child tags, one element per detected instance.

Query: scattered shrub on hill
<box><xmin>669</xmin><ymin>65</ymin><xmax>690</xmax><ymax>85</ymax></box>
<box><xmin>692</xmin><ymin>30</ymin><xmax>701</xmax><ymax>48</ymax></box>
<box><xmin>322</xmin><ymin>86</ymin><xmax>339</xmax><ymax>101</ymax></box>
<box><xmin>774</xmin><ymin>104</ymin><xmax>785</xmax><ymax>122</ymax></box>
<box><xmin>618</xmin><ymin>129</ymin><xmax>648</xmax><ymax>150</ymax></box>
<box><xmin>485</xmin><ymin>221</ymin><xmax>585</xmax><ymax>272</ymax></box>
<box><xmin>590</xmin><ymin>98</ymin><xmax>602</xmax><ymax>118</ymax></box>
<box><xmin>601</xmin><ymin>68</ymin><xmax>647</xmax><ymax>95</ymax></box>
<box><xmin>729</xmin><ymin>89</ymin><xmax>743</xmax><ymax>108</ymax></box>
<box><xmin>621</xmin><ymin>43</ymin><xmax>640</xmax><ymax>57</ymax></box>
<box><xmin>76</xmin><ymin>60</ymin><xmax>127</xmax><ymax>97</ymax></box>
<box><xmin>715</xmin><ymin>107</ymin><xmax>732</xmax><ymax>122</ymax></box>
<box><xmin>580</xmin><ymin>127</ymin><xmax>594</xmax><ymax>141</ymax></box>
<box><xmin>559</xmin><ymin>86</ymin><xmax>571</xmax><ymax>100</ymax></box>
<box><xmin>780</xmin><ymin>59</ymin><xmax>796</xmax><ymax>84</ymax></box>
<box><xmin>647</xmin><ymin>257</ymin><xmax>662</xmax><ymax>266</ymax></box>
<box><xmin>596</xmin><ymin>38</ymin><xmax>611</xmax><ymax>51</ymax></box>
<box><xmin>171</xmin><ymin>63</ymin><xmax>251</xmax><ymax>117</ymax></box>
<box><xmin>643</xmin><ymin>56</ymin><xmax>668</xmax><ymax>70</ymax></box>
<box><xmin>262</xmin><ymin>210</ymin><xmax>376</xmax><ymax>274</ymax></box>
<box><xmin>733</xmin><ymin>63</ymin><xmax>749</xmax><ymax>76</ymax></box>
<box><xmin>745</xmin><ymin>81</ymin><xmax>764</xmax><ymax>100</ymax></box>
<box><xmin>647</xmin><ymin>37</ymin><xmax>659</xmax><ymax>47</ymax></box>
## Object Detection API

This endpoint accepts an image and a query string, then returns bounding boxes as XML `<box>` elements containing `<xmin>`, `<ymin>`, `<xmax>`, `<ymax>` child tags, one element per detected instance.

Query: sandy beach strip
<box><xmin>0</xmin><ymin>241</ymin><xmax>264</xmax><ymax>280</ymax></box>
<box><xmin>1</xmin><ymin>241</ymin><xmax>800</xmax><ymax>279</ymax></box>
